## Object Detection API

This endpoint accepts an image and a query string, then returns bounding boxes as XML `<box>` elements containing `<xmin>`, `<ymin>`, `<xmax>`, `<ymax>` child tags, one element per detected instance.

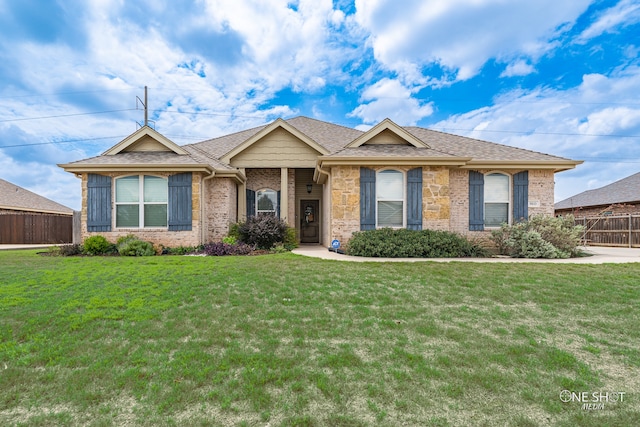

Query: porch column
<box><xmin>280</xmin><ymin>167</ymin><xmax>288</xmax><ymax>222</ymax></box>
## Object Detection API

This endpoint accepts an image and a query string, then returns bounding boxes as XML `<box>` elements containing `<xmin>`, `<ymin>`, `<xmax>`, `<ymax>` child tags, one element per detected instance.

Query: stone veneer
<box><xmin>329</xmin><ymin>166</ymin><xmax>451</xmax><ymax>245</ymax></box>
<box><xmin>80</xmin><ymin>172</ymin><xmax>202</xmax><ymax>248</ymax></box>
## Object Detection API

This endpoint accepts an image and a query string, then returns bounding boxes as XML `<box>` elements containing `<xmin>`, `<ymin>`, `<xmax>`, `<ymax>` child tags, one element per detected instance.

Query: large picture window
<box><xmin>376</xmin><ymin>170</ymin><xmax>404</xmax><ymax>228</ymax></box>
<box><xmin>484</xmin><ymin>173</ymin><xmax>509</xmax><ymax>227</ymax></box>
<box><xmin>115</xmin><ymin>175</ymin><xmax>168</xmax><ymax>228</ymax></box>
<box><xmin>256</xmin><ymin>189</ymin><xmax>278</xmax><ymax>215</ymax></box>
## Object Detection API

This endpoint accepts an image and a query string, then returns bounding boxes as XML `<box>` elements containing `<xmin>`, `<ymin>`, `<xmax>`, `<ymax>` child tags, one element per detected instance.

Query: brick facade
<box><xmin>203</xmin><ymin>177</ymin><xmax>237</xmax><ymax>242</ymax></box>
<box><xmin>80</xmin><ymin>172</ymin><xmax>202</xmax><ymax>248</ymax></box>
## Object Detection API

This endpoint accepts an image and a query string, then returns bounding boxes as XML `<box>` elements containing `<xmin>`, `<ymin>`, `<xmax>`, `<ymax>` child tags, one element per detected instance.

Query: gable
<box><xmin>228</xmin><ymin>127</ymin><xmax>324</xmax><ymax>168</ymax></box>
<box><xmin>103</xmin><ymin>126</ymin><xmax>188</xmax><ymax>155</ymax></box>
<box><xmin>346</xmin><ymin>118</ymin><xmax>429</xmax><ymax>148</ymax></box>
<box><xmin>364</xmin><ymin>129</ymin><xmax>412</xmax><ymax>146</ymax></box>
<box><xmin>123</xmin><ymin>135</ymin><xmax>173</xmax><ymax>152</ymax></box>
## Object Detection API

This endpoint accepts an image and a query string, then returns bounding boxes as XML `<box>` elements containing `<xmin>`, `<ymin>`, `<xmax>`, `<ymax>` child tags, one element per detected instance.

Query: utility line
<box><xmin>0</xmin><ymin>109</ymin><xmax>137</xmax><ymax>123</ymax></box>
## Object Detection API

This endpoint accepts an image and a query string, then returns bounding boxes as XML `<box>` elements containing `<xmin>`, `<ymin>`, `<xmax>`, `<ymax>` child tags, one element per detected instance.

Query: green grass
<box><xmin>0</xmin><ymin>250</ymin><xmax>639</xmax><ymax>426</ymax></box>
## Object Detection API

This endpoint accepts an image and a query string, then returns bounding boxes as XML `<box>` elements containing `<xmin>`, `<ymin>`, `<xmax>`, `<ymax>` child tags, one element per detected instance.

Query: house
<box><xmin>58</xmin><ymin>117</ymin><xmax>581</xmax><ymax>248</ymax></box>
<box><xmin>0</xmin><ymin>178</ymin><xmax>74</xmax><ymax>244</ymax></box>
<box><xmin>555</xmin><ymin>171</ymin><xmax>640</xmax><ymax>217</ymax></box>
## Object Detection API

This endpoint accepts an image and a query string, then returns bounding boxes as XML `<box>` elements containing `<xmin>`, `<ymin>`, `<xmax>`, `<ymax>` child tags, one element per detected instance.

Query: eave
<box><xmin>461</xmin><ymin>160</ymin><xmax>584</xmax><ymax>172</ymax></box>
<box><xmin>58</xmin><ymin>163</ymin><xmax>214</xmax><ymax>174</ymax></box>
<box><xmin>318</xmin><ymin>156</ymin><xmax>471</xmax><ymax>167</ymax></box>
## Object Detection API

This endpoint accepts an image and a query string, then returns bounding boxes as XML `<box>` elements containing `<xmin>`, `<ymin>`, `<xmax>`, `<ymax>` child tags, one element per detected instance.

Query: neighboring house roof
<box><xmin>59</xmin><ymin>116</ymin><xmax>581</xmax><ymax>177</ymax></box>
<box><xmin>555</xmin><ymin>171</ymin><xmax>640</xmax><ymax>210</ymax></box>
<box><xmin>0</xmin><ymin>178</ymin><xmax>73</xmax><ymax>215</ymax></box>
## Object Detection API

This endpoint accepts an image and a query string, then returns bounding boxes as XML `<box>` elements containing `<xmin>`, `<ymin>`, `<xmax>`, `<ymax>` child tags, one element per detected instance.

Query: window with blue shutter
<box><xmin>168</xmin><ymin>172</ymin><xmax>192</xmax><ymax>231</ymax></box>
<box><xmin>360</xmin><ymin>167</ymin><xmax>376</xmax><ymax>230</ymax></box>
<box><xmin>87</xmin><ymin>174</ymin><xmax>112</xmax><ymax>232</ymax></box>
<box><xmin>513</xmin><ymin>171</ymin><xmax>528</xmax><ymax>223</ymax></box>
<box><xmin>407</xmin><ymin>167</ymin><xmax>423</xmax><ymax>230</ymax></box>
<box><xmin>469</xmin><ymin>171</ymin><xmax>484</xmax><ymax>231</ymax></box>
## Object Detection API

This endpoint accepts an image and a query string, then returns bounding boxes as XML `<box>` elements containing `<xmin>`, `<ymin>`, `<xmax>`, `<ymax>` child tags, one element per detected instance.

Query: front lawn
<box><xmin>0</xmin><ymin>250</ymin><xmax>638</xmax><ymax>426</ymax></box>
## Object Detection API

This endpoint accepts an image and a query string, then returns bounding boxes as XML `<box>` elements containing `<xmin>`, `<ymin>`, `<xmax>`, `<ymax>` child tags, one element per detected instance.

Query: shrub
<box><xmin>164</xmin><ymin>246</ymin><xmax>199</xmax><ymax>255</ymax></box>
<box><xmin>237</xmin><ymin>214</ymin><xmax>289</xmax><ymax>250</ymax></box>
<box><xmin>283</xmin><ymin>227</ymin><xmax>298</xmax><ymax>251</ymax></box>
<box><xmin>58</xmin><ymin>244</ymin><xmax>83</xmax><ymax>256</ymax></box>
<box><xmin>346</xmin><ymin>228</ymin><xmax>489</xmax><ymax>258</ymax></box>
<box><xmin>490</xmin><ymin>214</ymin><xmax>584</xmax><ymax>258</ymax></box>
<box><xmin>83</xmin><ymin>235</ymin><xmax>116</xmax><ymax>256</ymax></box>
<box><xmin>201</xmin><ymin>242</ymin><xmax>254</xmax><ymax>256</ymax></box>
<box><xmin>222</xmin><ymin>235</ymin><xmax>238</xmax><ymax>245</ymax></box>
<box><xmin>116</xmin><ymin>234</ymin><xmax>155</xmax><ymax>256</ymax></box>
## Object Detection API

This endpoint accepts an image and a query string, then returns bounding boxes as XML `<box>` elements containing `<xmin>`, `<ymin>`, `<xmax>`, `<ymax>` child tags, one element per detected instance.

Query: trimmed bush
<box><xmin>58</xmin><ymin>244</ymin><xmax>83</xmax><ymax>256</ymax></box>
<box><xmin>490</xmin><ymin>214</ymin><xmax>584</xmax><ymax>258</ymax></box>
<box><xmin>202</xmin><ymin>242</ymin><xmax>254</xmax><ymax>256</ymax></box>
<box><xmin>346</xmin><ymin>228</ymin><xmax>489</xmax><ymax>258</ymax></box>
<box><xmin>238</xmin><ymin>214</ymin><xmax>289</xmax><ymax>250</ymax></box>
<box><xmin>83</xmin><ymin>235</ymin><xmax>116</xmax><ymax>256</ymax></box>
<box><xmin>116</xmin><ymin>235</ymin><xmax>155</xmax><ymax>256</ymax></box>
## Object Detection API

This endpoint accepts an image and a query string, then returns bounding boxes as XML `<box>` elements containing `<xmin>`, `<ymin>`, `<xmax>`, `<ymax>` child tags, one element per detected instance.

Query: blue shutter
<box><xmin>360</xmin><ymin>167</ymin><xmax>376</xmax><ymax>230</ymax></box>
<box><xmin>513</xmin><ymin>171</ymin><xmax>529</xmax><ymax>223</ymax></box>
<box><xmin>87</xmin><ymin>174</ymin><xmax>112</xmax><ymax>232</ymax></box>
<box><xmin>277</xmin><ymin>191</ymin><xmax>281</xmax><ymax>218</ymax></box>
<box><xmin>469</xmin><ymin>171</ymin><xmax>484</xmax><ymax>231</ymax></box>
<box><xmin>246</xmin><ymin>189</ymin><xmax>255</xmax><ymax>218</ymax></box>
<box><xmin>407</xmin><ymin>167</ymin><xmax>423</xmax><ymax>230</ymax></box>
<box><xmin>168</xmin><ymin>173</ymin><xmax>192</xmax><ymax>231</ymax></box>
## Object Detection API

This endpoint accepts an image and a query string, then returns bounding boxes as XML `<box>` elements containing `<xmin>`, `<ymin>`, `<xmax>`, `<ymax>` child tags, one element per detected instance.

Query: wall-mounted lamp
<box><xmin>306</xmin><ymin>183</ymin><xmax>313</xmax><ymax>194</ymax></box>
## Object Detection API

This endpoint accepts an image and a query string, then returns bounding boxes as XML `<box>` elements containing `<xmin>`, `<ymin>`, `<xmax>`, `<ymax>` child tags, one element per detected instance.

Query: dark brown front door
<box><xmin>300</xmin><ymin>200</ymin><xmax>320</xmax><ymax>243</ymax></box>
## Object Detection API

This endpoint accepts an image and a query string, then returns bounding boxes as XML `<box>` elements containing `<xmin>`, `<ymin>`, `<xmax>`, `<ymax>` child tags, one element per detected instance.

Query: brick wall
<box><xmin>450</xmin><ymin>169</ymin><xmax>557</xmax><ymax>236</ymax></box>
<box><xmin>80</xmin><ymin>172</ymin><xmax>202</xmax><ymax>248</ymax></box>
<box><xmin>203</xmin><ymin>177</ymin><xmax>237</xmax><ymax>242</ymax></box>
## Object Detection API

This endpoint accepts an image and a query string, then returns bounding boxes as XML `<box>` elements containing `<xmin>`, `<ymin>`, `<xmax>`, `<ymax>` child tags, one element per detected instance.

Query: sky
<box><xmin>1</xmin><ymin>0</ymin><xmax>639</xmax><ymax>211</ymax></box>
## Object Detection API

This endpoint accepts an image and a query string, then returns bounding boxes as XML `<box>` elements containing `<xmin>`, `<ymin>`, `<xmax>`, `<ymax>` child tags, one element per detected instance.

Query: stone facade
<box><xmin>329</xmin><ymin>165</ymin><xmax>452</xmax><ymax>244</ymax></box>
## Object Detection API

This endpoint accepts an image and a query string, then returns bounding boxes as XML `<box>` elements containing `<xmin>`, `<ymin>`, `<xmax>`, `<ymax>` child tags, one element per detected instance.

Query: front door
<box><xmin>300</xmin><ymin>200</ymin><xmax>320</xmax><ymax>243</ymax></box>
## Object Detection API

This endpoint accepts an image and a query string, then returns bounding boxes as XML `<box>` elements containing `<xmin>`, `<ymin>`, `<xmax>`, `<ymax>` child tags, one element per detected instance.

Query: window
<box><xmin>377</xmin><ymin>170</ymin><xmax>404</xmax><ymax>228</ymax></box>
<box><xmin>484</xmin><ymin>173</ymin><xmax>509</xmax><ymax>227</ymax></box>
<box><xmin>256</xmin><ymin>189</ymin><xmax>277</xmax><ymax>216</ymax></box>
<box><xmin>115</xmin><ymin>175</ymin><xmax>168</xmax><ymax>228</ymax></box>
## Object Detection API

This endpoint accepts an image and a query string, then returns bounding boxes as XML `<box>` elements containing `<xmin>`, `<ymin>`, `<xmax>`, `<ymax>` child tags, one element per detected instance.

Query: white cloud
<box><xmin>501</xmin><ymin>60</ymin><xmax>536</xmax><ymax>78</ymax></box>
<box><xmin>354</xmin><ymin>0</ymin><xmax>591</xmax><ymax>82</ymax></box>
<box><xmin>576</xmin><ymin>0</ymin><xmax>640</xmax><ymax>43</ymax></box>
<box><xmin>349</xmin><ymin>78</ymin><xmax>434</xmax><ymax>125</ymax></box>
<box><xmin>431</xmin><ymin>64</ymin><xmax>640</xmax><ymax>202</ymax></box>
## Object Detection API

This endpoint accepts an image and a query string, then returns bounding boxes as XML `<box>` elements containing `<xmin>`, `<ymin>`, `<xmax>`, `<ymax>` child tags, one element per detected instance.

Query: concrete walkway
<box><xmin>292</xmin><ymin>245</ymin><xmax>640</xmax><ymax>264</ymax></box>
<box><xmin>2</xmin><ymin>244</ymin><xmax>639</xmax><ymax>264</ymax></box>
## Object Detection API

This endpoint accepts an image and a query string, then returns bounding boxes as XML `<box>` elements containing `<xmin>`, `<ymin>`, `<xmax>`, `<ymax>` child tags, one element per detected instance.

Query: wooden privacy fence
<box><xmin>0</xmin><ymin>214</ymin><xmax>73</xmax><ymax>244</ymax></box>
<box><xmin>575</xmin><ymin>214</ymin><xmax>640</xmax><ymax>248</ymax></box>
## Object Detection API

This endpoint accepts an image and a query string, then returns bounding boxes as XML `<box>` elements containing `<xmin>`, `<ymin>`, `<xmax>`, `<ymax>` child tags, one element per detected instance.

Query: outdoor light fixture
<box><xmin>306</xmin><ymin>184</ymin><xmax>312</xmax><ymax>194</ymax></box>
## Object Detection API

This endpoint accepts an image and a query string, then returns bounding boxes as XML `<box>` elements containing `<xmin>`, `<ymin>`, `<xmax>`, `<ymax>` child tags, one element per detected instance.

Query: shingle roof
<box><xmin>555</xmin><ymin>171</ymin><xmax>640</xmax><ymax>210</ymax></box>
<box><xmin>61</xmin><ymin>116</ymin><xmax>579</xmax><ymax>172</ymax></box>
<box><xmin>405</xmin><ymin>127</ymin><xmax>572</xmax><ymax>162</ymax></box>
<box><xmin>0</xmin><ymin>178</ymin><xmax>73</xmax><ymax>215</ymax></box>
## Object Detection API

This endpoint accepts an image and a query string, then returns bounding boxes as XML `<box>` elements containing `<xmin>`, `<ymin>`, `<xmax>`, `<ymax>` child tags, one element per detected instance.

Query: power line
<box><xmin>0</xmin><ymin>109</ymin><xmax>137</xmax><ymax>123</ymax></box>
<box><xmin>432</xmin><ymin>127</ymin><xmax>640</xmax><ymax>139</ymax></box>
<box><xmin>0</xmin><ymin>136</ymin><xmax>127</xmax><ymax>148</ymax></box>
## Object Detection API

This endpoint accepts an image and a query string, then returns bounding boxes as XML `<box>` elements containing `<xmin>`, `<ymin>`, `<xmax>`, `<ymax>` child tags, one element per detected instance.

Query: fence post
<box><xmin>630</xmin><ymin>213</ymin><xmax>632</xmax><ymax>249</ymax></box>
<box><xmin>73</xmin><ymin>211</ymin><xmax>82</xmax><ymax>245</ymax></box>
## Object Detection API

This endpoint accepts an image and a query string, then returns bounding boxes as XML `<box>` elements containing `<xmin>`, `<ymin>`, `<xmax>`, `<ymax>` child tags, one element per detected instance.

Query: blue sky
<box><xmin>1</xmin><ymin>0</ymin><xmax>639</xmax><ymax>211</ymax></box>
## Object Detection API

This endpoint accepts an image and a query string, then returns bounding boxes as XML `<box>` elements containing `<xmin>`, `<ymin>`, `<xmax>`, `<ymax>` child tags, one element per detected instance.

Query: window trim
<box><xmin>483</xmin><ymin>171</ymin><xmax>511</xmax><ymax>228</ymax></box>
<box><xmin>255</xmin><ymin>188</ymin><xmax>278</xmax><ymax>216</ymax></box>
<box><xmin>376</xmin><ymin>169</ymin><xmax>406</xmax><ymax>228</ymax></box>
<box><xmin>115</xmin><ymin>174</ymin><xmax>168</xmax><ymax>229</ymax></box>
